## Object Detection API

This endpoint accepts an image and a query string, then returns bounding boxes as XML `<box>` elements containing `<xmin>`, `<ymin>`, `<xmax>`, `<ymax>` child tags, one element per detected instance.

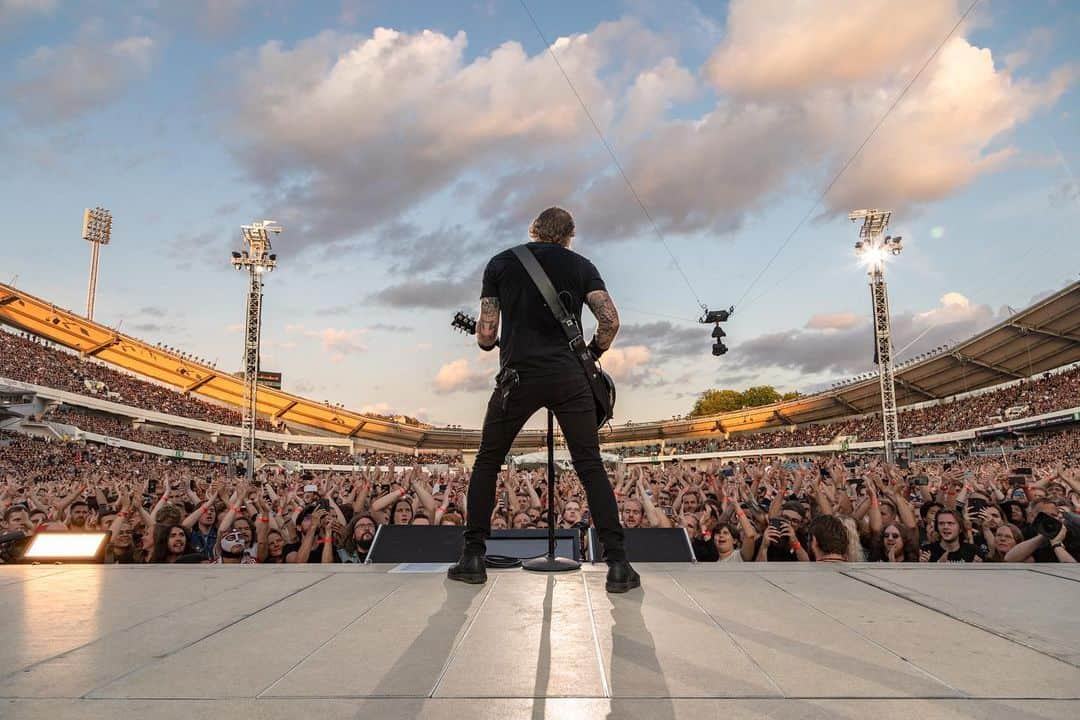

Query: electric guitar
<box><xmin>450</xmin><ymin>311</ymin><xmax>615</xmax><ymax>427</ymax></box>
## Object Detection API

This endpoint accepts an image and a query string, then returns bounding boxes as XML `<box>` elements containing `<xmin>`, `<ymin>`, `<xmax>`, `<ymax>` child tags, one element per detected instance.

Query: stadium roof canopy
<box><xmin>1</xmin><ymin>280</ymin><xmax>1078</xmax><ymax>450</ymax></box>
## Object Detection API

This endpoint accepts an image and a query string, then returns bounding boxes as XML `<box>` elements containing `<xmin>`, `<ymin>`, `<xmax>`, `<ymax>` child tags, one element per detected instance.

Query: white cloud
<box><xmin>805</xmin><ymin>312</ymin><xmax>861</xmax><ymax>331</ymax></box>
<box><xmin>225</xmin><ymin>23</ymin><xmax>647</xmax><ymax>245</ymax></box>
<box><xmin>704</xmin><ymin>0</ymin><xmax>962</xmax><ymax>96</ymax></box>
<box><xmin>285</xmin><ymin>324</ymin><xmax>367</xmax><ymax>361</ymax></box>
<box><xmin>219</xmin><ymin>6</ymin><xmax>1075</xmax><ymax>257</ymax></box>
<box><xmin>601</xmin><ymin>345</ymin><xmax>663</xmax><ymax>387</ymax></box>
<box><xmin>822</xmin><ymin>38</ymin><xmax>1077</xmax><ymax>213</ymax></box>
<box><xmin>7</xmin><ymin>25</ymin><xmax>156</xmax><ymax>123</ymax></box>
<box><xmin>433</xmin><ymin>357</ymin><xmax>493</xmax><ymax>394</ymax></box>
<box><xmin>735</xmin><ymin>291</ymin><xmax>1001</xmax><ymax>377</ymax></box>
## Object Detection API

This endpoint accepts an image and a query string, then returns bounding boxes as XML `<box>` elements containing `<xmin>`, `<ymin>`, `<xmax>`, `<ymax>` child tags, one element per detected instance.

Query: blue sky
<box><xmin>1</xmin><ymin>0</ymin><xmax>1078</xmax><ymax>428</ymax></box>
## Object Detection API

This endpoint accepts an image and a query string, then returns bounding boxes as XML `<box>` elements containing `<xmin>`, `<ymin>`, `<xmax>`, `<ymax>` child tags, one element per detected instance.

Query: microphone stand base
<box><xmin>522</xmin><ymin>555</ymin><xmax>581</xmax><ymax>573</ymax></box>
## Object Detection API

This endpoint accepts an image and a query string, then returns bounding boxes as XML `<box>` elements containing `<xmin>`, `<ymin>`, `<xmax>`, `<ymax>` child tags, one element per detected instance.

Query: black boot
<box><xmin>605</xmin><ymin>558</ymin><xmax>640</xmax><ymax>593</ymax></box>
<box><xmin>447</xmin><ymin>548</ymin><xmax>488</xmax><ymax>584</ymax></box>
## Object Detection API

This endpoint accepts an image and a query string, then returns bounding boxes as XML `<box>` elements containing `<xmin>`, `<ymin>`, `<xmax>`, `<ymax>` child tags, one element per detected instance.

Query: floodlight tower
<box><xmin>850</xmin><ymin>209</ymin><xmax>904</xmax><ymax>464</ymax></box>
<box><xmin>230</xmin><ymin>220</ymin><xmax>280</xmax><ymax>483</ymax></box>
<box><xmin>81</xmin><ymin>207</ymin><xmax>113</xmax><ymax>321</ymax></box>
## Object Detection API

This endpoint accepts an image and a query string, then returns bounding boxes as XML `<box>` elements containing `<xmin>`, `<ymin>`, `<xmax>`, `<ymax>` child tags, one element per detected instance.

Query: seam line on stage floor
<box><xmin>427</xmin><ymin>574</ymin><xmax>501</xmax><ymax>698</ymax></box>
<box><xmin>1</xmin><ymin>570</ymin><xmax>275</xmax><ymax>684</ymax></box>
<box><xmin>839</xmin><ymin>570</ymin><xmax>1080</xmax><ymax>670</ymax></box>
<box><xmin>755</xmin><ymin>573</ymin><xmax>963</xmax><ymax>695</ymax></box>
<box><xmin>256</xmin><ymin>580</ymin><xmax>406</xmax><ymax>699</ymax></box>
<box><xmin>13</xmin><ymin>694</ymin><xmax>1080</xmax><ymax>701</ymax></box>
<box><xmin>666</xmin><ymin>572</ymin><xmax>786</xmax><ymax>698</ymax></box>
<box><xmin>580</xmin><ymin>571</ymin><xmax>611</xmax><ymax>698</ymax></box>
<box><xmin>1029</xmin><ymin>568</ymin><xmax>1080</xmax><ymax>584</ymax></box>
<box><xmin>79</xmin><ymin>573</ymin><xmax>336</xmax><ymax>699</ymax></box>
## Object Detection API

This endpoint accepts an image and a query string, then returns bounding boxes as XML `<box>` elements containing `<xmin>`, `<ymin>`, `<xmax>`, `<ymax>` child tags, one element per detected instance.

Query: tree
<box><xmin>740</xmin><ymin>385</ymin><xmax>782</xmax><ymax>407</ymax></box>
<box><xmin>690</xmin><ymin>389</ymin><xmax>743</xmax><ymax>417</ymax></box>
<box><xmin>781</xmin><ymin>391</ymin><xmax>802</xmax><ymax>402</ymax></box>
<box><xmin>689</xmin><ymin>385</ymin><xmax>795</xmax><ymax>417</ymax></box>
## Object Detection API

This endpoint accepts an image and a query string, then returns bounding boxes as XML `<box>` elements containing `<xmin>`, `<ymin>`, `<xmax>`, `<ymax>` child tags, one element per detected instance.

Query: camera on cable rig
<box><xmin>699</xmin><ymin>306</ymin><xmax>733</xmax><ymax>357</ymax></box>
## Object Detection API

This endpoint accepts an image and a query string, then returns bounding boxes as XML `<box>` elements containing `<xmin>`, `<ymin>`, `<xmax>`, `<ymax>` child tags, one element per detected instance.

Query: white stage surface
<box><xmin>2</xmin><ymin>562</ymin><xmax>1079</xmax><ymax>719</ymax></box>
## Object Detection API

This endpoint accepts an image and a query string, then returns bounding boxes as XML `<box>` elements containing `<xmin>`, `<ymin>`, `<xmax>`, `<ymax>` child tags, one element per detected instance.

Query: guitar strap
<box><xmin>510</xmin><ymin>245</ymin><xmax>588</xmax><ymax>354</ymax></box>
<box><xmin>510</xmin><ymin>245</ymin><xmax>611</xmax><ymax>426</ymax></box>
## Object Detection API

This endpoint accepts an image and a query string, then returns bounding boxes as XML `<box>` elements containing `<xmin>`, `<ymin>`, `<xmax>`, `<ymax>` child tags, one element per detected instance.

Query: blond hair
<box><xmin>528</xmin><ymin>207</ymin><xmax>575</xmax><ymax>246</ymax></box>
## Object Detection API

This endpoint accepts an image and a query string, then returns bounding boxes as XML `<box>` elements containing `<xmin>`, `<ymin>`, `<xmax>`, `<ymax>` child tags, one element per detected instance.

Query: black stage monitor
<box><xmin>366</xmin><ymin>526</ymin><xmax>580</xmax><ymax>564</ymax></box>
<box><xmin>588</xmin><ymin>527</ymin><xmax>695</xmax><ymax>563</ymax></box>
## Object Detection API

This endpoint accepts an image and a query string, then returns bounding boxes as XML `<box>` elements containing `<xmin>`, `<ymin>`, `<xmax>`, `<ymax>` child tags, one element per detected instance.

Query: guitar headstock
<box><xmin>451</xmin><ymin>311</ymin><xmax>477</xmax><ymax>336</ymax></box>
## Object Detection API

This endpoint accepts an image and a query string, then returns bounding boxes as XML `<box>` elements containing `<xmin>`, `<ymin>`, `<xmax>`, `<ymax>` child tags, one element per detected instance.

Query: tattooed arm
<box><xmin>585</xmin><ymin>290</ymin><xmax>620</xmax><ymax>356</ymax></box>
<box><xmin>477</xmin><ymin>297</ymin><xmax>500</xmax><ymax>351</ymax></box>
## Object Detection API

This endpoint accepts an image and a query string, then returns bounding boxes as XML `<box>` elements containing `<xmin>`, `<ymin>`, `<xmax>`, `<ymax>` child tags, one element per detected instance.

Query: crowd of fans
<box><xmin>0</xmin><ymin>329</ymin><xmax>276</xmax><ymax>430</ymax></box>
<box><xmin>613</xmin><ymin>366</ymin><xmax>1080</xmax><ymax>457</ymax></box>
<box><xmin>43</xmin><ymin>407</ymin><xmax>417</xmax><ymax>466</ymax></box>
<box><xmin>3</xmin><ymin>425</ymin><xmax>1078</xmax><ymax>565</ymax></box>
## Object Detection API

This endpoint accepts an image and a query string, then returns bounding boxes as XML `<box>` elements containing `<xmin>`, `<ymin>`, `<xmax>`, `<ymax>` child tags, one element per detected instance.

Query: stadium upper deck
<box><xmin>1</xmin><ymin>280</ymin><xmax>1078</xmax><ymax>450</ymax></box>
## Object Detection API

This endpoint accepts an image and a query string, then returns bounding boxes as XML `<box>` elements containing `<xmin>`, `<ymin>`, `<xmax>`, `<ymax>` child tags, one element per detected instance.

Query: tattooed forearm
<box><xmin>477</xmin><ymin>296</ymin><xmax>500</xmax><ymax>351</ymax></box>
<box><xmin>585</xmin><ymin>290</ymin><xmax>620</xmax><ymax>350</ymax></box>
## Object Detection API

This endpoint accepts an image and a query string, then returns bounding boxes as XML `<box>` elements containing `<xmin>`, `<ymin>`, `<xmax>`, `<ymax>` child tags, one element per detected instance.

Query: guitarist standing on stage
<box><xmin>448</xmin><ymin>206</ymin><xmax>639</xmax><ymax>593</ymax></box>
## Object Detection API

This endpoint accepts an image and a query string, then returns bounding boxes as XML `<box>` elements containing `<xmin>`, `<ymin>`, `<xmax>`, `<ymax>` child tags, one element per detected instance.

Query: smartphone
<box><xmin>721</xmin><ymin>467</ymin><xmax>735</xmax><ymax>478</ymax></box>
<box><xmin>911</xmin><ymin>475</ymin><xmax>930</xmax><ymax>486</ymax></box>
<box><xmin>1015</xmin><ymin>467</ymin><xmax>1033</xmax><ymax>476</ymax></box>
<box><xmin>769</xmin><ymin>518</ymin><xmax>785</xmax><ymax>531</ymax></box>
<box><xmin>961</xmin><ymin>471</ymin><xmax>974</xmax><ymax>480</ymax></box>
<box><xmin>848</xmin><ymin>477</ymin><xmax>865</xmax><ymax>488</ymax></box>
<box><xmin>317</xmin><ymin>498</ymin><xmax>331</xmax><ymax>511</ymax></box>
<box><xmin>1008</xmin><ymin>476</ymin><xmax>1027</xmax><ymax>487</ymax></box>
<box><xmin>148</xmin><ymin>478</ymin><xmax>158</xmax><ymax>494</ymax></box>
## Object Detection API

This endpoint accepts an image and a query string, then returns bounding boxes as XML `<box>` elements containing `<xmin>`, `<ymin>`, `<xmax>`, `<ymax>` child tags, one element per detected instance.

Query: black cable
<box><xmin>485</xmin><ymin>552</ymin><xmax>547</xmax><ymax>569</ymax></box>
<box><xmin>518</xmin><ymin>0</ymin><xmax>707</xmax><ymax>312</ymax></box>
<box><xmin>732</xmin><ymin>0</ymin><xmax>982</xmax><ymax>309</ymax></box>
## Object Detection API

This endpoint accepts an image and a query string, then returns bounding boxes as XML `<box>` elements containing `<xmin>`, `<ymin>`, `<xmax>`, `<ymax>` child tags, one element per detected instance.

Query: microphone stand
<box><xmin>523</xmin><ymin>410</ymin><xmax>581</xmax><ymax>573</ymax></box>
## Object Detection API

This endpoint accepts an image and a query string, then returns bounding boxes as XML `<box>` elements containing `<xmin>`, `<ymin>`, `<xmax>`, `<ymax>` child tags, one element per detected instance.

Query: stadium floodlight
<box><xmin>231</xmin><ymin>220</ymin><xmax>281</xmax><ymax>484</ymax></box>
<box><xmin>81</xmin><ymin>207</ymin><xmax>113</xmax><ymax>321</ymax></box>
<box><xmin>850</xmin><ymin>209</ymin><xmax>903</xmax><ymax>464</ymax></box>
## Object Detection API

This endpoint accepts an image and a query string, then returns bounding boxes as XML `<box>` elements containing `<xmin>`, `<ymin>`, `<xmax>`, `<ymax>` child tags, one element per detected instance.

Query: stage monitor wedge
<box><xmin>588</xmin><ymin>527</ymin><xmax>695</xmax><ymax>562</ymax></box>
<box><xmin>366</xmin><ymin>526</ymin><xmax>581</xmax><ymax>564</ymax></box>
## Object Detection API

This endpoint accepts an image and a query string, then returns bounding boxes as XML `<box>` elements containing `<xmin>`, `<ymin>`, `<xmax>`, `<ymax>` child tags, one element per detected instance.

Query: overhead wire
<box><xmin>518</xmin><ymin>0</ymin><xmax>708</xmax><ymax>312</ymax></box>
<box><xmin>732</xmin><ymin>0</ymin><xmax>982</xmax><ymax>310</ymax></box>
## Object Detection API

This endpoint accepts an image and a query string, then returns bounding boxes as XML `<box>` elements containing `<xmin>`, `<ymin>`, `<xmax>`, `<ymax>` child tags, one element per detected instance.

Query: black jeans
<box><xmin>464</xmin><ymin>370</ymin><xmax>625</xmax><ymax>561</ymax></box>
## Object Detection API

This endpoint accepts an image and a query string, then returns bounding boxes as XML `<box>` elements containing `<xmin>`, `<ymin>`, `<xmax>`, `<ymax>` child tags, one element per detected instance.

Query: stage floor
<box><xmin>2</xmin><ymin>562</ymin><xmax>1079</xmax><ymax>719</ymax></box>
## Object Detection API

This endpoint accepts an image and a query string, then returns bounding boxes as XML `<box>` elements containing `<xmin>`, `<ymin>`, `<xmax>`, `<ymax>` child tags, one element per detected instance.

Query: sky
<box><xmin>1</xmin><ymin>0</ymin><xmax>1078</xmax><ymax>429</ymax></box>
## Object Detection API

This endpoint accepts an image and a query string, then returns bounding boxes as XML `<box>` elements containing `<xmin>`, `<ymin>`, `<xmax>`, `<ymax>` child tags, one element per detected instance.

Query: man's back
<box><xmin>481</xmin><ymin>242</ymin><xmax>606</xmax><ymax>376</ymax></box>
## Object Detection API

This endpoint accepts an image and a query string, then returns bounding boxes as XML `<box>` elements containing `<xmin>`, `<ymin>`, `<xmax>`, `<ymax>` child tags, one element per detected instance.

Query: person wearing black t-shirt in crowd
<box><xmin>754</xmin><ymin>502</ymin><xmax>811</xmax><ymax>562</ymax></box>
<box><xmin>920</xmin><ymin>509</ymin><xmax>986</xmax><ymax>563</ymax></box>
<box><xmin>447</xmin><ymin>207</ymin><xmax>637</xmax><ymax>593</ymax></box>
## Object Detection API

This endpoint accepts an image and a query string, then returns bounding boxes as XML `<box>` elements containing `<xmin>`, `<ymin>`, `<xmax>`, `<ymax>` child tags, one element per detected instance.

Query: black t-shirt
<box><xmin>481</xmin><ymin>243</ymin><xmax>606</xmax><ymax>375</ymax></box>
<box><xmin>924</xmin><ymin>542</ymin><xmax>985</xmax><ymax>563</ymax></box>
<box><xmin>284</xmin><ymin>541</ymin><xmax>340</xmax><ymax>564</ymax></box>
<box><xmin>693</xmin><ymin>536</ymin><xmax>720</xmax><ymax>562</ymax></box>
<box><xmin>752</xmin><ymin>529</ymin><xmax>809</xmax><ymax>562</ymax></box>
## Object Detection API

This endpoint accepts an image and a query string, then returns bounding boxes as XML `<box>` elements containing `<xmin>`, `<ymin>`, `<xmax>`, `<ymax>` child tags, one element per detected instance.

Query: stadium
<box><xmin>2</xmin><ymin>2</ymin><xmax>1079</xmax><ymax>719</ymax></box>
